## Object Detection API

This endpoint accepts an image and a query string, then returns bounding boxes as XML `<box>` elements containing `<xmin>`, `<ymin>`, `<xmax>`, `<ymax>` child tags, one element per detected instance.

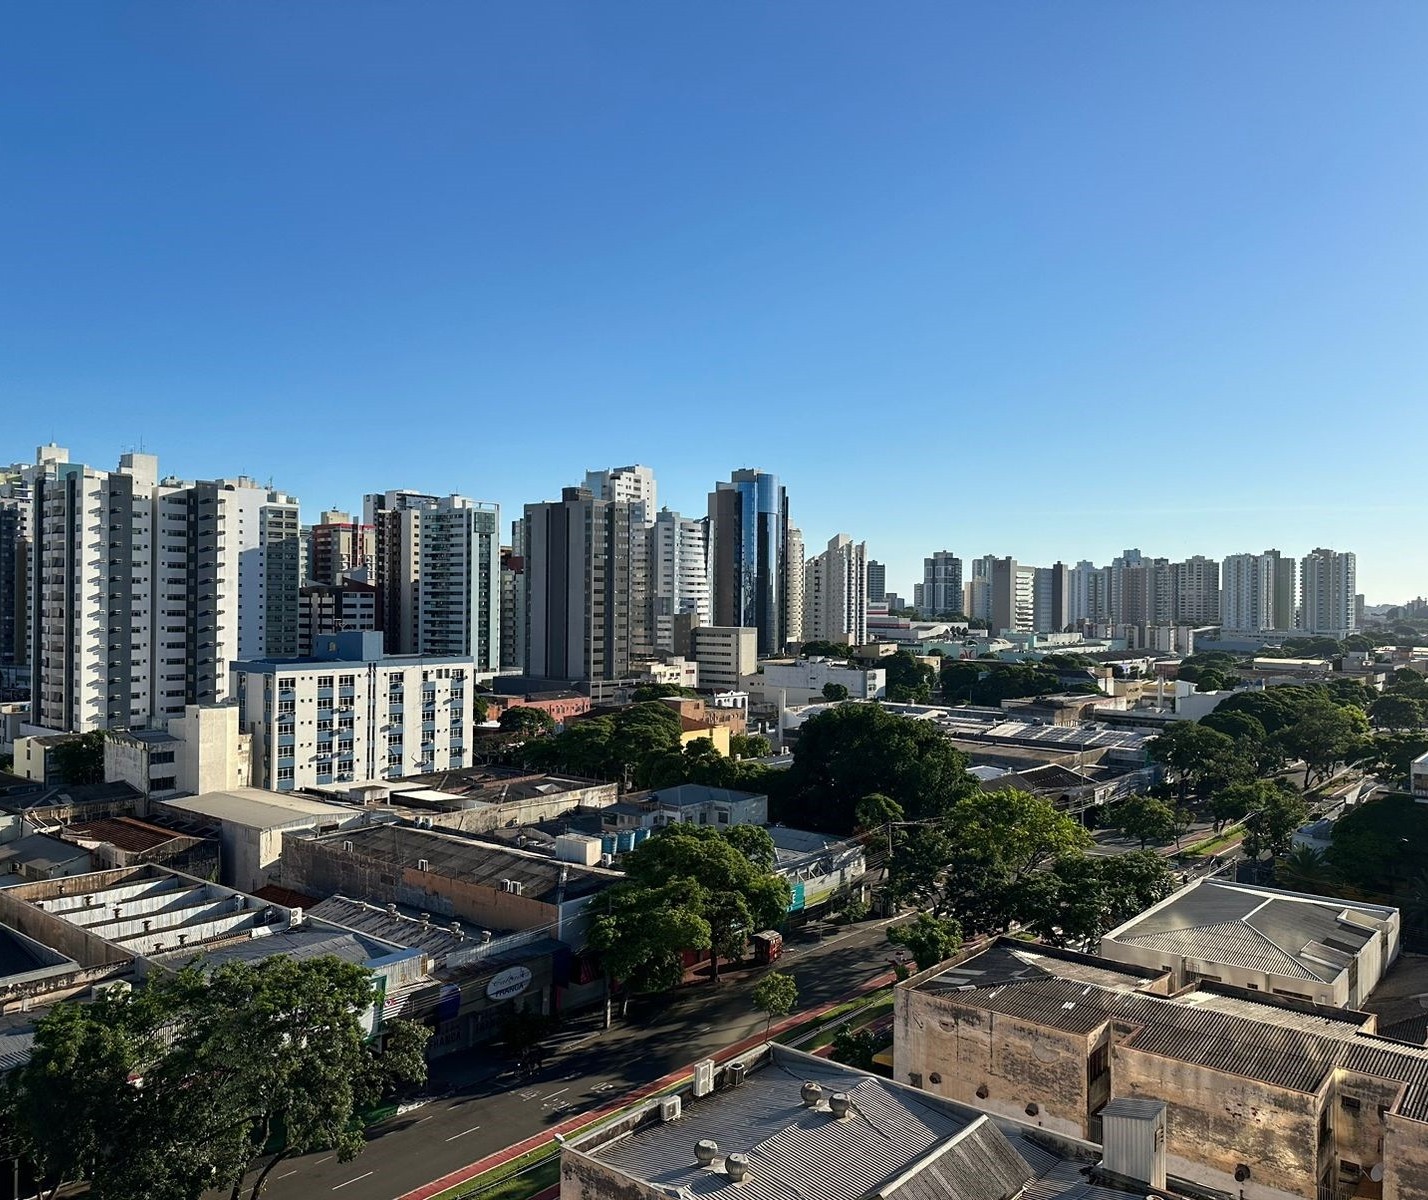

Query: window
<box><xmin>1341</xmin><ymin>1096</ymin><xmax>1362</xmax><ymax>1113</ymax></box>
<box><xmin>1087</xmin><ymin>1045</ymin><xmax>1110</xmax><ymax>1087</ymax></box>
<box><xmin>1340</xmin><ymin>1161</ymin><xmax>1362</xmax><ymax>1179</ymax></box>
<box><xmin>276</xmin><ymin>766</ymin><xmax>294</xmax><ymax>781</ymax></box>
<box><xmin>317</xmin><ymin>675</ymin><xmax>334</xmax><ymax>689</ymax></box>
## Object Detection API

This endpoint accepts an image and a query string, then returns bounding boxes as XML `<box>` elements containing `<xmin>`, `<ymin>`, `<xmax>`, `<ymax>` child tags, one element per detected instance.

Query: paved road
<box><xmin>241</xmin><ymin>916</ymin><xmax>904</xmax><ymax>1200</ymax></box>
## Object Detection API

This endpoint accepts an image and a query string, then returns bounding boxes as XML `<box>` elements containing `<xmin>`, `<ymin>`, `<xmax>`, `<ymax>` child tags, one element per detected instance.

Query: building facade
<box><xmin>1301</xmin><ymin>547</ymin><xmax>1357</xmax><ymax>637</ymax></box>
<box><xmin>708</xmin><ymin>469</ymin><xmax>790</xmax><ymax>656</ymax></box>
<box><xmin>921</xmin><ymin>551</ymin><xmax>963</xmax><ymax>618</ymax></box>
<box><xmin>803</xmin><ymin>534</ymin><xmax>868</xmax><ymax>647</ymax></box>
<box><xmin>1172</xmin><ymin>555</ymin><xmax>1220</xmax><ymax>625</ymax></box>
<box><xmin>231</xmin><ymin>631</ymin><xmax>478</xmax><ymax>790</ymax></box>
<box><xmin>522</xmin><ymin>487</ymin><xmax>651</xmax><ymax>681</ymax></box>
<box><xmin>650</xmin><ymin>508</ymin><xmax>711</xmax><ymax>654</ymax></box>
<box><xmin>31</xmin><ymin>453</ymin><xmax>302</xmax><ymax>732</ymax></box>
<box><xmin>364</xmin><ymin>490</ymin><xmax>500</xmax><ymax>669</ymax></box>
<box><xmin>305</xmin><ymin>510</ymin><xmax>375</xmax><ymax>586</ymax></box>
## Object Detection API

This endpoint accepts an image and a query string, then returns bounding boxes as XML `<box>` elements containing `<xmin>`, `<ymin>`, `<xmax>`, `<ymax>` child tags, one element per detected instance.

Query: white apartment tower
<box><xmin>784</xmin><ymin>524</ymin><xmax>805</xmax><ymax>646</ymax></box>
<box><xmin>1221</xmin><ymin>550</ymin><xmax>1298</xmax><ymax>633</ymax></box>
<box><xmin>365</xmin><ymin>490</ymin><xmax>501</xmax><ymax>670</ymax></box>
<box><xmin>32</xmin><ymin>453</ymin><xmax>302</xmax><ymax>732</ymax></box>
<box><xmin>1300</xmin><ymin>547</ymin><xmax>1357</xmax><ymax>637</ymax></box>
<box><xmin>583</xmin><ymin>465</ymin><xmax>657</xmax><ymax>524</ymax></box>
<box><xmin>803</xmin><ymin>534</ymin><xmax>869</xmax><ymax>647</ymax></box>
<box><xmin>1173</xmin><ymin>556</ymin><xmax>1221</xmax><ymax>625</ymax></box>
<box><xmin>650</xmin><ymin>509</ymin><xmax>711</xmax><ymax>654</ymax></box>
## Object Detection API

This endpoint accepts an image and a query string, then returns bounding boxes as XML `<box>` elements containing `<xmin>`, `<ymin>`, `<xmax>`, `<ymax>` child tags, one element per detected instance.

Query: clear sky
<box><xmin>4</xmin><ymin>4</ymin><xmax>1427</xmax><ymax>601</ymax></box>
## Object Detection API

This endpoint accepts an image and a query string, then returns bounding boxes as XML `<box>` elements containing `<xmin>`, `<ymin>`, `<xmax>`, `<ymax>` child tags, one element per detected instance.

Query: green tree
<box><xmin>1277</xmin><ymin>845</ymin><xmax>1337</xmax><ymax>893</ymax></box>
<box><xmin>801</xmin><ymin>641</ymin><xmax>853</xmax><ymax>659</ymax></box>
<box><xmin>595</xmin><ymin>825</ymin><xmax>791</xmax><ymax>989</ymax></box>
<box><xmin>48</xmin><ymin>732</ymin><xmax>107</xmax><ymax>786</ymax></box>
<box><xmin>882</xmin><ymin>650</ymin><xmax>936</xmax><ymax>703</ymax></box>
<box><xmin>854</xmin><ymin>791</ymin><xmax>904</xmax><ymax>833</ymax></box>
<box><xmin>1275</xmin><ymin>700</ymin><xmax>1370</xmax><ymax>786</ymax></box>
<box><xmin>900</xmin><ymin>789</ymin><xmax>1091</xmax><ymax>933</ymax></box>
<box><xmin>830</xmin><ymin>1025</ymin><xmax>880</xmax><ymax>1071</ymax></box>
<box><xmin>1371</xmin><ymin>694</ymin><xmax>1427</xmax><ymax>731</ymax></box>
<box><xmin>1112</xmin><ymin>795</ymin><xmax>1178</xmax><ymax>849</ymax></box>
<box><xmin>1350</xmin><ymin>731</ymin><xmax>1428</xmax><ymax>787</ymax></box>
<box><xmin>631</xmin><ymin>683</ymin><xmax>697</xmax><ymax>702</ymax></box>
<box><xmin>730</xmin><ymin>732</ymin><xmax>772</xmax><ymax>759</ymax></box>
<box><xmin>778</xmin><ymin>704</ymin><xmax>976</xmax><ymax>833</ymax></box>
<box><xmin>8</xmin><ymin>958</ymin><xmax>427</xmax><ymax>1200</ymax></box>
<box><xmin>888</xmin><ymin>912</ymin><xmax>961</xmax><ymax>971</ymax></box>
<box><xmin>590</xmin><ymin>881</ymin><xmax>712</xmax><ymax>1004</ymax></box>
<box><xmin>498</xmin><ymin>706</ymin><xmax>556</xmax><ymax>736</ymax></box>
<box><xmin>939</xmin><ymin>660</ymin><xmax>981</xmax><ymax>704</ymax></box>
<box><xmin>1148</xmin><ymin>723</ymin><xmax>1239</xmax><ymax>804</ymax></box>
<box><xmin>821</xmin><ymin>682</ymin><xmax>850</xmax><ymax>702</ymax></box>
<box><xmin>752</xmin><ymin>972</ymin><xmax>798</xmax><ymax>1036</ymax></box>
<box><xmin>1328</xmin><ymin>793</ymin><xmax>1428</xmax><ymax>893</ymax></box>
<box><xmin>1239</xmin><ymin>780</ymin><xmax>1309</xmax><ymax>860</ymax></box>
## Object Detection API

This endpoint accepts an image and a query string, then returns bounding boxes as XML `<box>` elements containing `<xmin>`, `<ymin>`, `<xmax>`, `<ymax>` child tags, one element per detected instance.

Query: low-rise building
<box><xmin>767</xmin><ymin>826</ymin><xmax>866</xmax><ymax>914</ymax></box>
<box><xmin>280</xmin><ymin>823</ymin><xmax>622</xmax><ymax>951</ymax></box>
<box><xmin>1412</xmin><ymin>750</ymin><xmax>1428</xmax><ymax>799</ymax></box>
<box><xmin>0</xmin><ymin>832</ymin><xmax>92</xmax><ymax>882</ymax></box>
<box><xmin>635</xmin><ymin>783</ymin><xmax>769</xmax><ymax>828</ymax></box>
<box><xmin>561</xmin><ymin>1042</ymin><xmax>1189</xmax><ymax>1200</ymax></box>
<box><xmin>103</xmin><ymin>704</ymin><xmax>252</xmax><ymax>801</ymax></box>
<box><xmin>744</xmin><ymin>658</ymin><xmax>886</xmax><ymax>706</ymax></box>
<box><xmin>161</xmin><ymin>788</ymin><xmax>372</xmax><ymax>892</ymax></box>
<box><xmin>1099</xmin><ymin>878</ymin><xmax>1399</xmax><ymax>1008</ymax></box>
<box><xmin>230</xmin><ymin>630</ymin><xmax>479</xmax><ymax>790</ymax></box>
<box><xmin>894</xmin><ymin>937</ymin><xmax>1428</xmax><ymax>1200</ymax></box>
<box><xmin>484</xmin><ymin>690</ymin><xmax>592</xmax><ymax>727</ymax></box>
<box><xmin>688</xmin><ymin>625</ymin><xmax>757</xmax><ymax>692</ymax></box>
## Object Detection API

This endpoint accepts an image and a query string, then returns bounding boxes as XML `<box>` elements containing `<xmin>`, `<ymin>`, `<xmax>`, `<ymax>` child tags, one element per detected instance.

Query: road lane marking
<box><xmin>416</xmin><ymin>1114</ymin><xmax>435</xmax><ymax>1123</ymax></box>
<box><xmin>540</xmin><ymin>1088</ymin><xmax>569</xmax><ymax>1102</ymax></box>
<box><xmin>277</xmin><ymin>1170</ymin><xmax>298</xmax><ymax>1180</ymax></box>
<box><xmin>333</xmin><ymin>1171</ymin><xmax>373</xmax><ymax>1190</ymax></box>
<box><xmin>446</xmin><ymin>1125</ymin><xmax>482</xmax><ymax>1141</ymax></box>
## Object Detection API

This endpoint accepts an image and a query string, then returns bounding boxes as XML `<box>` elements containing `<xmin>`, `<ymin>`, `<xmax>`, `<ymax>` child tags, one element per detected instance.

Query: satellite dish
<box><xmin>1369</xmin><ymin>1163</ymin><xmax>1385</xmax><ymax>1183</ymax></box>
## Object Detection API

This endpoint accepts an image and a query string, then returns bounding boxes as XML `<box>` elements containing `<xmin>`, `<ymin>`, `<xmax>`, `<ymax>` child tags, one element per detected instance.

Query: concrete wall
<box><xmin>1334</xmin><ymin>1070</ymin><xmax>1407</xmax><ymax>1195</ymax></box>
<box><xmin>1099</xmin><ymin>936</ymin><xmax>1348</xmax><ymax>1007</ymax></box>
<box><xmin>893</xmin><ymin>986</ymin><xmax>1094</xmax><ymax>1138</ymax></box>
<box><xmin>561</xmin><ymin>1148</ymin><xmax>665</xmax><ymax>1200</ymax></box>
<box><xmin>1114</xmin><ymin>1045</ymin><xmax>1323</xmax><ymax>1200</ymax></box>
<box><xmin>170</xmin><ymin>704</ymin><xmax>251</xmax><ymax>795</ymax></box>
<box><xmin>1384</xmin><ymin>1110</ymin><xmax>1428</xmax><ymax>1200</ymax></box>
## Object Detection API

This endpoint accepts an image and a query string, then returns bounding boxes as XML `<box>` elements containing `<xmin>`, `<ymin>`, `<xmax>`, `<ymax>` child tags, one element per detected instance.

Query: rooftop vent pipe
<box><xmin>725</xmin><ymin>1153</ymin><xmax>749</xmax><ymax>1183</ymax></box>
<box><xmin>800</xmin><ymin>1081</ymin><xmax>823</xmax><ymax>1108</ymax></box>
<box><xmin>695</xmin><ymin>1140</ymin><xmax>718</xmax><ymax>1166</ymax></box>
<box><xmin>828</xmin><ymin>1093</ymin><xmax>850</xmax><ymax>1119</ymax></box>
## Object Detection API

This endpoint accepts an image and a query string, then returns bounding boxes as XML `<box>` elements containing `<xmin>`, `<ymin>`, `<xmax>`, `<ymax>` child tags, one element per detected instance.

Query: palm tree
<box><xmin>1277</xmin><ymin>845</ymin><xmax>1335</xmax><ymax>893</ymax></box>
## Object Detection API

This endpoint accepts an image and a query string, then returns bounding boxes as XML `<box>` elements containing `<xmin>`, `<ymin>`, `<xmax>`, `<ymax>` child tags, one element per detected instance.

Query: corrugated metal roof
<box><xmin>591</xmin><ymin>1056</ymin><xmax>1026</xmax><ymax>1200</ymax></box>
<box><xmin>1117</xmin><ymin>921</ymin><xmax>1321</xmax><ymax>981</ymax></box>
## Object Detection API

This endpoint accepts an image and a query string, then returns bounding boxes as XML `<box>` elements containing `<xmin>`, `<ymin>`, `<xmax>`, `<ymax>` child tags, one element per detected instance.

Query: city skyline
<box><xmin>5</xmin><ymin>6</ymin><xmax>1428</xmax><ymax>601</ymax></box>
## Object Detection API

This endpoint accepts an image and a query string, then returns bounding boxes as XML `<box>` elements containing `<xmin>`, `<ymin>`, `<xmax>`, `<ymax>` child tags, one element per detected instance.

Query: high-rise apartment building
<box><xmin>866</xmin><ymin>560</ymin><xmax>887</xmax><ymax>605</ymax></box>
<box><xmin>920</xmin><ymin>552</ymin><xmax>963</xmax><ymax>617</ymax></box>
<box><xmin>784</xmin><ymin>525</ymin><xmax>804</xmax><ymax>646</ymax></box>
<box><xmin>650</xmin><ymin>509</ymin><xmax>711</xmax><ymax>654</ymax></box>
<box><xmin>1173</xmin><ymin>555</ymin><xmax>1221</xmax><ymax>625</ymax></box>
<box><xmin>1120</xmin><ymin>557</ymin><xmax>1175</xmax><ymax>627</ymax></box>
<box><xmin>989</xmin><ymin>557</ymin><xmax>1035</xmax><ymax>634</ymax></box>
<box><xmin>708</xmin><ymin>469</ymin><xmax>789</xmax><ymax>656</ymax></box>
<box><xmin>499</xmin><ymin>536</ymin><xmax>526</xmax><ymax>672</ymax></box>
<box><xmin>804</xmin><ymin>534</ymin><xmax>868</xmax><ymax>647</ymax></box>
<box><xmin>31</xmin><ymin>454</ymin><xmax>302</xmax><ymax>732</ymax></box>
<box><xmin>298</xmin><ymin>580</ymin><xmax>378</xmax><ymax>655</ymax></box>
<box><xmin>584</xmin><ymin>465</ymin><xmax>656</xmax><ymax>522</ymax></box>
<box><xmin>364</xmin><ymin>490</ymin><xmax>500</xmax><ymax>669</ymax></box>
<box><xmin>1300</xmin><ymin>547</ymin><xmax>1357</xmax><ymax>637</ymax></box>
<box><xmin>1033</xmin><ymin>562</ymin><xmax>1070</xmax><ymax>633</ymax></box>
<box><xmin>1066</xmin><ymin>560</ymin><xmax>1099</xmax><ymax>625</ymax></box>
<box><xmin>1221</xmin><ymin>550</ymin><xmax>1298</xmax><ymax>633</ymax></box>
<box><xmin>522</xmin><ymin>487</ymin><xmax>650</xmax><ymax>681</ymax></box>
<box><xmin>306</xmin><ymin>510</ymin><xmax>375</xmax><ymax>587</ymax></box>
<box><xmin>1</xmin><ymin>446</ymin><xmax>69</xmax><ymax>676</ymax></box>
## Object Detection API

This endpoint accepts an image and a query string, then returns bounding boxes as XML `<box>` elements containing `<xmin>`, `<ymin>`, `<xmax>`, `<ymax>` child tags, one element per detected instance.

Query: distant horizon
<box><xmin>5</xmin><ymin>6</ymin><xmax>1426</xmax><ymax>604</ymax></box>
<box><xmin>12</xmin><ymin>439</ymin><xmax>1417</xmax><ymax>608</ymax></box>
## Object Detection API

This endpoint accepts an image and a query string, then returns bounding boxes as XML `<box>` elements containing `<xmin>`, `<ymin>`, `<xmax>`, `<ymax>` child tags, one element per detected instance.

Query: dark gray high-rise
<box><xmin>708</xmin><ymin>469</ymin><xmax>789</xmax><ymax>656</ymax></box>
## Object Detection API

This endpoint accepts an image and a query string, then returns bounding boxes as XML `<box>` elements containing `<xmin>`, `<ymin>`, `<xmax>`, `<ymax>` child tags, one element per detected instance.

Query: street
<box><xmin>241</xmin><ymin>915</ymin><xmax>902</xmax><ymax>1200</ymax></box>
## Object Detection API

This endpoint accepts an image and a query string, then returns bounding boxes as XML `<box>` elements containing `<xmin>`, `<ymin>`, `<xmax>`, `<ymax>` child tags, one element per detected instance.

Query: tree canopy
<box><xmin>48</xmin><ymin>732</ymin><xmax>107</xmax><ymax>785</ymax></box>
<box><xmin>882</xmin><ymin>651</ymin><xmax>936</xmax><ymax>703</ymax></box>
<box><xmin>7</xmin><ymin>956</ymin><xmax>427</xmax><ymax>1200</ymax></box>
<box><xmin>590</xmin><ymin>824</ymin><xmax>791</xmax><ymax>990</ymax></box>
<box><xmin>776</xmin><ymin>704</ymin><xmax>976</xmax><ymax>833</ymax></box>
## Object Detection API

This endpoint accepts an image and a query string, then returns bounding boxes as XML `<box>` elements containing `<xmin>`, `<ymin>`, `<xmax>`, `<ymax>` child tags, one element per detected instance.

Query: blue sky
<box><xmin>4</xmin><ymin>4</ymin><xmax>1427</xmax><ymax>601</ymax></box>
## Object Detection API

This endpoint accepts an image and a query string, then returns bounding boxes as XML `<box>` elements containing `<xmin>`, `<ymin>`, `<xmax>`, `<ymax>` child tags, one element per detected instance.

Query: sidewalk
<box><xmin>396</xmin><ymin>968</ymin><xmax>898</xmax><ymax>1200</ymax></box>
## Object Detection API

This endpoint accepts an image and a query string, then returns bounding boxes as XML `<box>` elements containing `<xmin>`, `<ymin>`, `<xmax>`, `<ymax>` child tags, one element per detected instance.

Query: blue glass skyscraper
<box><xmin>708</xmin><ymin>468</ymin><xmax>789</xmax><ymax>656</ymax></box>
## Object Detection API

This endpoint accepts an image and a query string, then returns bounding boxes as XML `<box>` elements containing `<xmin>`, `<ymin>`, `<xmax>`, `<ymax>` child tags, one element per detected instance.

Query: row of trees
<box><xmin>5</xmin><ymin>956</ymin><xmax>427</xmax><ymax>1200</ymax></box>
